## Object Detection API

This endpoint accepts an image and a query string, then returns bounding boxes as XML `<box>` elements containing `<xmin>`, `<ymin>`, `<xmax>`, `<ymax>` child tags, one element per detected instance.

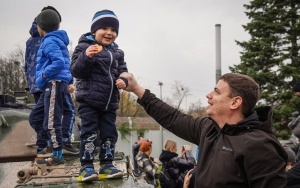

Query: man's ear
<box><xmin>230</xmin><ymin>96</ymin><xmax>242</xmax><ymax>110</ymax></box>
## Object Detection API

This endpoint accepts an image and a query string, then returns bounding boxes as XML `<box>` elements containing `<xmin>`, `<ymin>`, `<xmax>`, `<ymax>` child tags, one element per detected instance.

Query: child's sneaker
<box><xmin>63</xmin><ymin>141</ymin><xmax>79</xmax><ymax>155</ymax></box>
<box><xmin>37</xmin><ymin>145</ymin><xmax>52</xmax><ymax>158</ymax></box>
<box><xmin>35</xmin><ymin>156</ymin><xmax>64</xmax><ymax>166</ymax></box>
<box><xmin>79</xmin><ymin>166</ymin><xmax>98</xmax><ymax>182</ymax></box>
<box><xmin>99</xmin><ymin>163</ymin><xmax>123</xmax><ymax>179</ymax></box>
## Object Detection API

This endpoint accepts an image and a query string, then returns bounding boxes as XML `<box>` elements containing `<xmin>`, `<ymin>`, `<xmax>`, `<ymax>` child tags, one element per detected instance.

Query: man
<box><xmin>120</xmin><ymin>72</ymin><xmax>287</xmax><ymax>188</ymax></box>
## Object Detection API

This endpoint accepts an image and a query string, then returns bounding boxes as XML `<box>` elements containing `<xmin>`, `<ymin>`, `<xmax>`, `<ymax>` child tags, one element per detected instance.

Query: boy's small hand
<box><xmin>68</xmin><ymin>84</ymin><xmax>75</xmax><ymax>93</ymax></box>
<box><xmin>116</xmin><ymin>78</ymin><xmax>126</xmax><ymax>89</ymax></box>
<box><xmin>85</xmin><ymin>44</ymin><xmax>103</xmax><ymax>57</ymax></box>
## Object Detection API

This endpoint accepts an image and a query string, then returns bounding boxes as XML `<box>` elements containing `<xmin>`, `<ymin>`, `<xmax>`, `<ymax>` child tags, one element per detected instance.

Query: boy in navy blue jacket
<box><xmin>33</xmin><ymin>9</ymin><xmax>73</xmax><ymax>166</ymax></box>
<box><xmin>71</xmin><ymin>10</ymin><xmax>127</xmax><ymax>181</ymax></box>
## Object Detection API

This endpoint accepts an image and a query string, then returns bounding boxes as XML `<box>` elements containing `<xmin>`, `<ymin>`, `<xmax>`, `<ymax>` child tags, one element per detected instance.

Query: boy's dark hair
<box><xmin>36</xmin><ymin>9</ymin><xmax>60</xmax><ymax>32</ymax></box>
<box><xmin>41</xmin><ymin>6</ymin><xmax>62</xmax><ymax>22</ymax></box>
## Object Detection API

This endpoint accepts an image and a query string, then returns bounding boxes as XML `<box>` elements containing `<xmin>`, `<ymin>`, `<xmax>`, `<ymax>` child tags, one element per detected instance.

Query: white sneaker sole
<box><xmin>107</xmin><ymin>171</ymin><xmax>123</xmax><ymax>179</ymax></box>
<box><xmin>36</xmin><ymin>153</ymin><xmax>52</xmax><ymax>158</ymax></box>
<box><xmin>63</xmin><ymin>149</ymin><xmax>79</xmax><ymax>155</ymax></box>
<box><xmin>82</xmin><ymin>174</ymin><xmax>99</xmax><ymax>182</ymax></box>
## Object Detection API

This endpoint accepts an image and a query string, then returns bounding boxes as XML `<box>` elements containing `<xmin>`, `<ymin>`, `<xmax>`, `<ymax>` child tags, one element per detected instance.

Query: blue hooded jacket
<box><xmin>24</xmin><ymin>20</ymin><xmax>42</xmax><ymax>94</ymax></box>
<box><xmin>35</xmin><ymin>30</ymin><xmax>72</xmax><ymax>90</ymax></box>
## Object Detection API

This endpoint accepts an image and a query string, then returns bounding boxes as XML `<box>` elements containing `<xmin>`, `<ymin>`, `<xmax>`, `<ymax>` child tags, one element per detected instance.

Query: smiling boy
<box><xmin>71</xmin><ymin>10</ymin><xmax>128</xmax><ymax>182</ymax></box>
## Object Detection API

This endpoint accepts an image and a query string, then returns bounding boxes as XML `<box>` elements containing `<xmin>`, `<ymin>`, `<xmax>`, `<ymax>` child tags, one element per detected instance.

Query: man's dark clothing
<box><xmin>137</xmin><ymin>90</ymin><xmax>287</xmax><ymax>188</ymax></box>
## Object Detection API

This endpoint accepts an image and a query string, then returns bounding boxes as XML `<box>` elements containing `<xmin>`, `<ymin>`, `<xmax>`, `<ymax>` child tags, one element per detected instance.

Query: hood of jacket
<box><xmin>42</xmin><ymin>30</ymin><xmax>69</xmax><ymax>46</ymax></box>
<box><xmin>78</xmin><ymin>32</ymin><xmax>119</xmax><ymax>50</ymax></box>
<box><xmin>220</xmin><ymin>106</ymin><xmax>275</xmax><ymax>135</ymax></box>
<box><xmin>29</xmin><ymin>20</ymin><xmax>40</xmax><ymax>38</ymax></box>
<box><xmin>159</xmin><ymin>150</ymin><xmax>178</xmax><ymax>164</ymax></box>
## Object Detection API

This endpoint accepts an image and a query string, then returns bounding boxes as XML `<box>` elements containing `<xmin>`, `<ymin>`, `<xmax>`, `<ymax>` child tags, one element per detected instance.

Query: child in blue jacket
<box><xmin>34</xmin><ymin>9</ymin><xmax>72</xmax><ymax>166</ymax></box>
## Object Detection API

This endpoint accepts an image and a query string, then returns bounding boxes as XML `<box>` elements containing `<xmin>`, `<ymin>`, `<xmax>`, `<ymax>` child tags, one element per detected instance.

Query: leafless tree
<box><xmin>171</xmin><ymin>80</ymin><xmax>190</xmax><ymax>109</ymax></box>
<box><xmin>0</xmin><ymin>45</ymin><xmax>26</xmax><ymax>93</ymax></box>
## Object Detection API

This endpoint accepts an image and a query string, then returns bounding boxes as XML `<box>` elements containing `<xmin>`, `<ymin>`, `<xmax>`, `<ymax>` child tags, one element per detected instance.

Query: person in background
<box><xmin>132</xmin><ymin>136</ymin><xmax>144</xmax><ymax>176</ymax></box>
<box><xmin>183</xmin><ymin>169</ymin><xmax>193</xmax><ymax>188</ymax></box>
<box><xmin>136</xmin><ymin>140</ymin><xmax>159</xmax><ymax>187</ymax></box>
<box><xmin>33</xmin><ymin>8</ymin><xmax>73</xmax><ymax>166</ymax></box>
<box><xmin>71</xmin><ymin>9</ymin><xmax>128</xmax><ymax>181</ymax></box>
<box><xmin>159</xmin><ymin>140</ymin><xmax>195</xmax><ymax>188</ymax></box>
<box><xmin>25</xmin><ymin>11</ymin><xmax>43</xmax><ymax>103</ymax></box>
<box><xmin>287</xmin><ymin>161</ymin><xmax>300</xmax><ymax>188</ymax></box>
<box><xmin>286</xmin><ymin>143</ymin><xmax>300</xmax><ymax>188</ymax></box>
<box><xmin>120</xmin><ymin>72</ymin><xmax>287</xmax><ymax>187</ymax></box>
<box><xmin>28</xmin><ymin>6</ymin><xmax>78</xmax><ymax>157</ymax></box>
<box><xmin>284</xmin><ymin>145</ymin><xmax>296</xmax><ymax>172</ymax></box>
<box><xmin>291</xmin><ymin>82</ymin><xmax>300</xmax><ymax>162</ymax></box>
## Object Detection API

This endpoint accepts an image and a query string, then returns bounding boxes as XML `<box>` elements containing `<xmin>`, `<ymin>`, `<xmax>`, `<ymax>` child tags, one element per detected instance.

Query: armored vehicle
<box><xmin>0</xmin><ymin>92</ymin><xmax>153</xmax><ymax>188</ymax></box>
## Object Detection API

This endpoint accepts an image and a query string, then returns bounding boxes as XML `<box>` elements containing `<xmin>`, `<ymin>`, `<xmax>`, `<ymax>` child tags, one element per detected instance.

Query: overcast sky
<box><xmin>0</xmin><ymin>0</ymin><xmax>251</xmax><ymax>110</ymax></box>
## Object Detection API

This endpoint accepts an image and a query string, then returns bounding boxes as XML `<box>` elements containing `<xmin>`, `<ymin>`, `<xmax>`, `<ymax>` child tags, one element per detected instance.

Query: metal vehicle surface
<box><xmin>0</xmin><ymin>93</ymin><xmax>35</xmax><ymax>162</ymax></box>
<box><xmin>0</xmin><ymin>93</ymin><xmax>153</xmax><ymax>188</ymax></box>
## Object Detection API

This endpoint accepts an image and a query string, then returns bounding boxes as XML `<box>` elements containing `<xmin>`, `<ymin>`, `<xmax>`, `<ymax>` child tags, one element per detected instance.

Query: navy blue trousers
<box><xmin>29</xmin><ymin>81</ymin><xmax>74</xmax><ymax>151</ymax></box>
<box><xmin>62</xmin><ymin>93</ymin><xmax>76</xmax><ymax>143</ymax></box>
<box><xmin>78</xmin><ymin>102</ymin><xmax>118</xmax><ymax>166</ymax></box>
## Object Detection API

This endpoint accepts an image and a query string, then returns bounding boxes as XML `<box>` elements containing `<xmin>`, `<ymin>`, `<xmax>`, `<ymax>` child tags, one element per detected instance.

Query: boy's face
<box><xmin>94</xmin><ymin>26</ymin><xmax>117</xmax><ymax>46</ymax></box>
<box><xmin>37</xmin><ymin>25</ymin><xmax>45</xmax><ymax>37</ymax></box>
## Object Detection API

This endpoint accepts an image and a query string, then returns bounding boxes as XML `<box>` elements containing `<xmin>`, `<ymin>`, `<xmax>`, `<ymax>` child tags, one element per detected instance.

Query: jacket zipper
<box><xmin>105</xmin><ymin>48</ymin><xmax>114</xmax><ymax>110</ymax></box>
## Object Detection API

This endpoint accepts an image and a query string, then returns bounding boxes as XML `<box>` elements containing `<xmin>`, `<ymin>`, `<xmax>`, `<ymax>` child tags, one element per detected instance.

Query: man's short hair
<box><xmin>220</xmin><ymin>73</ymin><xmax>260</xmax><ymax>116</ymax></box>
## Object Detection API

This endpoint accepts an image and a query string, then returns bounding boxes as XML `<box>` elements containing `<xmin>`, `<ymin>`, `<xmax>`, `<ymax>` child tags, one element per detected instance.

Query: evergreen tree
<box><xmin>230</xmin><ymin>0</ymin><xmax>300</xmax><ymax>128</ymax></box>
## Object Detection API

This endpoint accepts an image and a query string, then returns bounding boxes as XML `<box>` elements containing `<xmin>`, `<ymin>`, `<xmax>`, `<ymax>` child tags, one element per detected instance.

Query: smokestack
<box><xmin>215</xmin><ymin>24</ymin><xmax>221</xmax><ymax>84</ymax></box>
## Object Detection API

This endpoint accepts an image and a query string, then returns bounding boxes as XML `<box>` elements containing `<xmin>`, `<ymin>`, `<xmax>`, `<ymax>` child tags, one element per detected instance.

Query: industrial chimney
<box><xmin>215</xmin><ymin>24</ymin><xmax>221</xmax><ymax>84</ymax></box>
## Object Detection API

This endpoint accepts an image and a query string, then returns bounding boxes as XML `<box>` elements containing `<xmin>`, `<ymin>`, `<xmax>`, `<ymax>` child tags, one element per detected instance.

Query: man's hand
<box><xmin>119</xmin><ymin>72</ymin><xmax>145</xmax><ymax>98</ymax></box>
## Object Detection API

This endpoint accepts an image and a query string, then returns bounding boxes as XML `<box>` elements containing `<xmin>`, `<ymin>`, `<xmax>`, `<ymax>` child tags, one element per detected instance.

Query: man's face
<box><xmin>206</xmin><ymin>79</ymin><xmax>233</xmax><ymax>119</ymax></box>
<box><xmin>295</xmin><ymin>92</ymin><xmax>300</xmax><ymax>97</ymax></box>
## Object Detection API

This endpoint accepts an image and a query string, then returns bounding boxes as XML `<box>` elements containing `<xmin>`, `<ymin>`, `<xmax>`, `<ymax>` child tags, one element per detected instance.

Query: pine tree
<box><xmin>230</xmin><ymin>0</ymin><xmax>300</xmax><ymax>128</ymax></box>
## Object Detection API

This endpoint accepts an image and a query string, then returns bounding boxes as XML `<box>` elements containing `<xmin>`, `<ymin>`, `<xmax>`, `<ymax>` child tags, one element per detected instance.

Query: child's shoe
<box><xmin>99</xmin><ymin>163</ymin><xmax>123</xmax><ymax>179</ymax></box>
<box><xmin>35</xmin><ymin>156</ymin><xmax>64</xmax><ymax>166</ymax></box>
<box><xmin>79</xmin><ymin>166</ymin><xmax>99</xmax><ymax>182</ymax></box>
<box><xmin>36</xmin><ymin>145</ymin><xmax>52</xmax><ymax>158</ymax></box>
<box><xmin>62</xmin><ymin>141</ymin><xmax>79</xmax><ymax>155</ymax></box>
